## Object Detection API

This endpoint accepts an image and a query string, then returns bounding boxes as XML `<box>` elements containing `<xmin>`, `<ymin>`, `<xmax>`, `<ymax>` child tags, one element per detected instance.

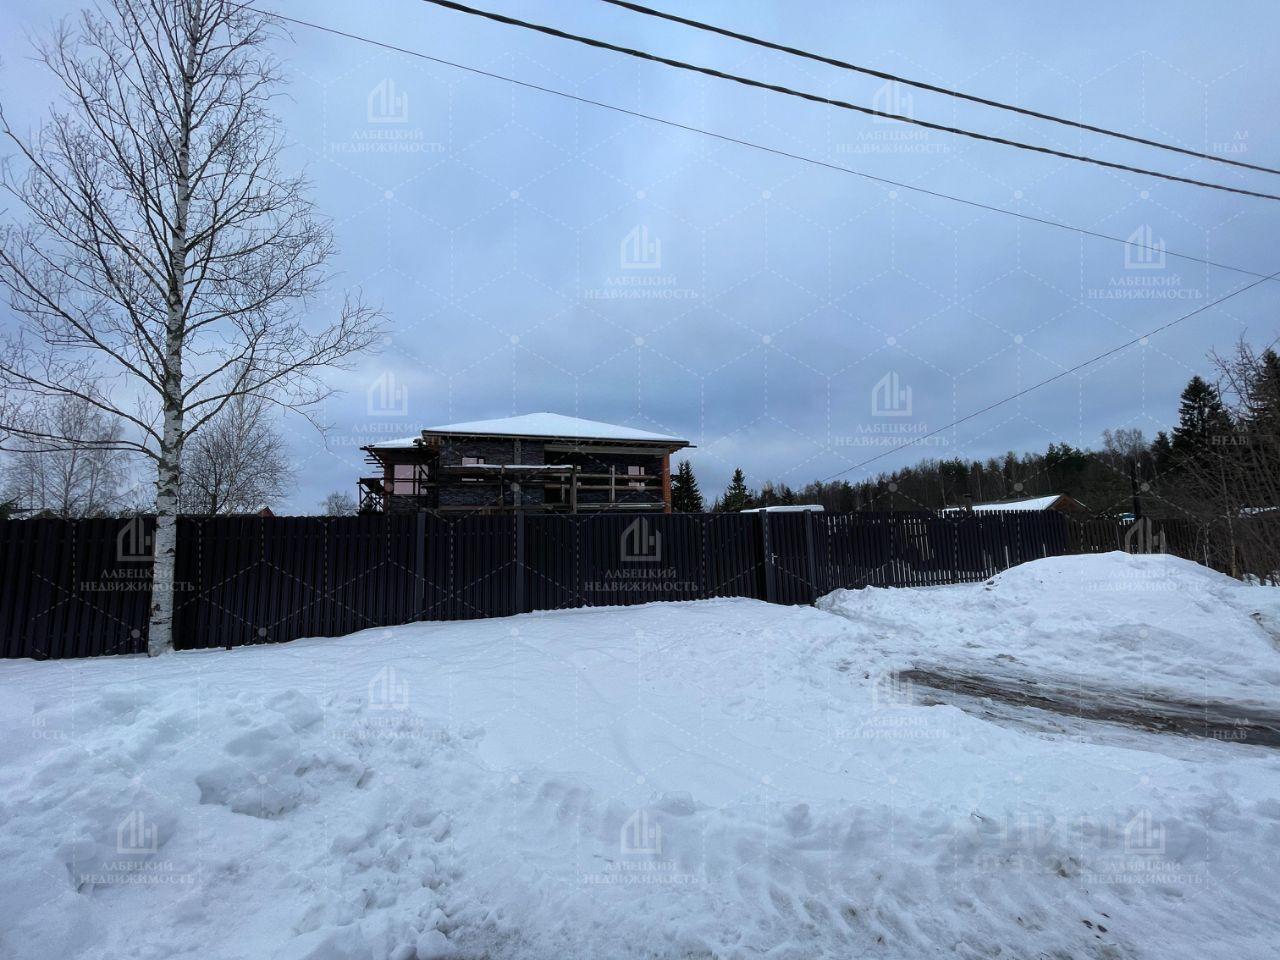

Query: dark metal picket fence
<box><xmin>0</xmin><ymin>510</ymin><xmax>1203</xmax><ymax>660</ymax></box>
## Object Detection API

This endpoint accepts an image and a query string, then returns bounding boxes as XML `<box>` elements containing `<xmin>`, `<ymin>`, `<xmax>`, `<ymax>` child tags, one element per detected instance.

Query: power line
<box><xmin>246</xmin><ymin>5</ymin><xmax>1280</xmax><ymax>482</ymax></box>
<box><xmin>598</xmin><ymin>0</ymin><xmax>1280</xmax><ymax>178</ymax></box>
<box><xmin>249</xmin><ymin>4</ymin><xmax>1277</xmax><ymax>284</ymax></box>
<box><xmin>819</xmin><ymin>267</ymin><xmax>1280</xmax><ymax>483</ymax></box>
<box><xmin>415</xmin><ymin>0</ymin><xmax>1280</xmax><ymax>202</ymax></box>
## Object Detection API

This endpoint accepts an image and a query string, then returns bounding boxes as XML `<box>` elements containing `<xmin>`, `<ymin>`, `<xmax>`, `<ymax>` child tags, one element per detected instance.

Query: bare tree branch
<box><xmin>0</xmin><ymin>0</ymin><xmax>385</xmax><ymax>654</ymax></box>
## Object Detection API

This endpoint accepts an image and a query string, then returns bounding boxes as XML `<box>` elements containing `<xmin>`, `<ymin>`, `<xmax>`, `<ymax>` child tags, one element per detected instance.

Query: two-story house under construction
<box><xmin>359</xmin><ymin>413</ymin><xmax>692</xmax><ymax>515</ymax></box>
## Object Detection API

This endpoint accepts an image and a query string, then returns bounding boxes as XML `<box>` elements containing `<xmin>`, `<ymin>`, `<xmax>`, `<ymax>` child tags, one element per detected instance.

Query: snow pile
<box><xmin>819</xmin><ymin>551</ymin><xmax>1280</xmax><ymax>707</ymax></box>
<box><xmin>1</xmin><ymin>570</ymin><xmax>1279</xmax><ymax>958</ymax></box>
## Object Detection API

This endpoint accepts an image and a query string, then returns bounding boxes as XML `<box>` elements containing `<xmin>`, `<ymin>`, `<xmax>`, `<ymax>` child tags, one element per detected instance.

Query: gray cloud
<box><xmin>3</xmin><ymin>0</ymin><xmax>1278</xmax><ymax>510</ymax></box>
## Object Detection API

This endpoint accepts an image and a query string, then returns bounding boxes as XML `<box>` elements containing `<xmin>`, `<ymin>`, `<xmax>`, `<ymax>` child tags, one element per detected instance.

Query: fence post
<box><xmin>415</xmin><ymin>510</ymin><xmax>426</xmax><ymax>620</ymax></box>
<box><xmin>803</xmin><ymin>510</ymin><xmax>819</xmax><ymax>602</ymax></box>
<box><xmin>760</xmin><ymin>512</ymin><xmax>777</xmax><ymax>603</ymax></box>
<box><xmin>699</xmin><ymin>514</ymin><xmax>711</xmax><ymax>599</ymax></box>
<box><xmin>513</xmin><ymin>511</ymin><xmax>525</xmax><ymax>615</ymax></box>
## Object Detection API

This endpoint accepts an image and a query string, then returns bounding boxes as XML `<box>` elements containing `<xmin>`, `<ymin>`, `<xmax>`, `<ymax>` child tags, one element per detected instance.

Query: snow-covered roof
<box><xmin>972</xmin><ymin>495</ymin><xmax>1064</xmax><ymax>512</ymax></box>
<box><xmin>941</xmin><ymin>495</ymin><xmax>1076</xmax><ymax>514</ymax></box>
<box><xmin>366</xmin><ymin>436</ymin><xmax>422</xmax><ymax>449</ymax></box>
<box><xmin>740</xmin><ymin>505</ymin><xmax>826</xmax><ymax>513</ymax></box>
<box><xmin>368</xmin><ymin>413</ymin><xmax>689</xmax><ymax>448</ymax></box>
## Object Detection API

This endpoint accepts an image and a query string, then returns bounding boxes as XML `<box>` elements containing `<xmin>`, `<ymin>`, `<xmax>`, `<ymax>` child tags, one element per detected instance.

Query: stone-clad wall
<box><xmin>437</xmin><ymin>437</ymin><xmax>546</xmax><ymax>467</ymax></box>
<box><xmin>437</xmin><ymin>437</ymin><xmax>547</xmax><ymax>508</ymax></box>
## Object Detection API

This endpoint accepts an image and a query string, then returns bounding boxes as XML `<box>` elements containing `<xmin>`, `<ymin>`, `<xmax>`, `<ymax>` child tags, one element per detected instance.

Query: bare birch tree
<box><xmin>320</xmin><ymin>490</ymin><xmax>357</xmax><ymax>516</ymax></box>
<box><xmin>179</xmin><ymin>392</ymin><xmax>291</xmax><ymax>514</ymax></box>
<box><xmin>0</xmin><ymin>393</ymin><xmax>133</xmax><ymax>516</ymax></box>
<box><xmin>0</xmin><ymin>0</ymin><xmax>382</xmax><ymax>654</ymax></box>
<box><xmin>1207</xmin><ymin>339</ymin><xmax>1280</xmax><ymax>578</ymax></box>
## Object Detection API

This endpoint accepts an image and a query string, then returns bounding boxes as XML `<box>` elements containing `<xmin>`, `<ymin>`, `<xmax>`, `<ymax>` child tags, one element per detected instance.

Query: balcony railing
<box><xmin>358</xmin><ymin>463</ymin><xmax>665</xmax><ymax>513</ymax></box>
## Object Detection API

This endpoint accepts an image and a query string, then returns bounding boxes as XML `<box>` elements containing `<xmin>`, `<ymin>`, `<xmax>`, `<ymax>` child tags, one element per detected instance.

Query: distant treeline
<box><xmin>679</xmin><ymin>339</ymin><xmax>1280</xmax><ymax>575</ymax></box>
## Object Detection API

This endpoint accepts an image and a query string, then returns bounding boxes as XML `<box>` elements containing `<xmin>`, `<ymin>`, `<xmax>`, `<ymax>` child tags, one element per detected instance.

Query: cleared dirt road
<box><xmin>901</xmin><ymin>667</ymin><xmax>1280</xmax><ymax>748</ymax></box>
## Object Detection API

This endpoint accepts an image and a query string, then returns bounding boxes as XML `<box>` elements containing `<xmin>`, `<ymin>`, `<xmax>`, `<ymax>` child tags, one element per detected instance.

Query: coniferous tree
<box><xmin>751</xmin><ymin>481</ymin><xmax>798</xmax><ymax>508</ymax></box>
<box><xmin>1242</xmin><ymin>349</ymin><xmax>1280</xmax><ymax>435</ymax></box>
<box><xmin>1245</xmin><ymin>349</ymin><xmax>1280</xmax><ymax>488</ymax></box>
<box><xmin>1044</xmin><ymin>442</ymin><xmax>1090</xmax><ymax>498</ymax></box>
<box><xmin>1170</xmin><ymin>376</ymin><xmax>1232</xmax><ymax>468</ymax></box>
<box><xmin>720</xmin><ymin>468</ymin><xmax>750</xmax><ymax>512</ymax></box>
<box><xmin>1151</xmin><ymin>431</ymin><xmax>1175</xmax><ymax>477</ymax></box>
<box><xmin>1215</xmin><ymin>342</ymin><xmax>1280</xmax><ymax>521</ymax></box>
<box><xmin>670</xmin><ymin>459</ymin><xmax>704</xmax><ymax>513</ymax></box>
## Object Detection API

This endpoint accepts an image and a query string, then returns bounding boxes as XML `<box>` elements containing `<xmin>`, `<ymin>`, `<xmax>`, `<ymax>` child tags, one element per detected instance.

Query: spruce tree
<box><xmin>670</xmin><ymin>459</ymin><xmax>704</xmax><ymax>513</ymax></box>
<box><xmin>1171</xmin><ymin>376</ymin><xmax>1232</xmax><ymax>467</ymax></box>
<box><xmin>756</xmin><ymin>481</ymin><xmax>779</xmax><ymax>507</ymax></box>
<box><xmin>1243</xmin><ymin>349</ymin><xmax>1280</xmax><ymax>431</ymax></box>
<box><xmin>720</xmin><ymin>468</ymin><xmax>750</xmax><ymax>512</ymax></box>
<box><xmin>1240</xmin><ymin>348</ymin><xmax>1280</xmax><ymax>501</ymax></box>
<box><xmin>1151</xmin><ymin>431</ymin><xmax>1175</xmax><ymax>476</ymax></box>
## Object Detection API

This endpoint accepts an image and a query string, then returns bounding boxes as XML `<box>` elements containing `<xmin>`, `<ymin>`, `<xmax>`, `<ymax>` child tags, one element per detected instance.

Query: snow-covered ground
<box><xmin>1</xmin><ymin>554</ymin><xmax>1278</xmax><ymax>959</ymax></box>
<box><xmin>819</xmin><ymin>552</ymin><xmax>1280</xmax><ymax>708</ymax></box>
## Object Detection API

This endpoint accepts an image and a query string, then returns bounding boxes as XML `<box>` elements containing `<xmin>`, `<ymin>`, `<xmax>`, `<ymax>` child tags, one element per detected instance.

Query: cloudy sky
<box><xmin>4</xmin><ymin>0</ymin><xmax>1280</xmax><ymax>511</ymax></box>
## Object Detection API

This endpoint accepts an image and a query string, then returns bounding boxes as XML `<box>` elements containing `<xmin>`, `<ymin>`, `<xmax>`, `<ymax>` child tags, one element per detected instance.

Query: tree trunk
<box><xmin>147</xmin><ymin>23</ymin><xmax>196</xmax><ymax>657</ymax></box>
<box><xmin>148</xmin><ymin>437</ymin><xmax>181</xmax><ymax>656</ymax></box>
<box><xmin>2</xmin><ymin>2</ymin><xmax>383</xmax><ymax>649</ymax></box>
